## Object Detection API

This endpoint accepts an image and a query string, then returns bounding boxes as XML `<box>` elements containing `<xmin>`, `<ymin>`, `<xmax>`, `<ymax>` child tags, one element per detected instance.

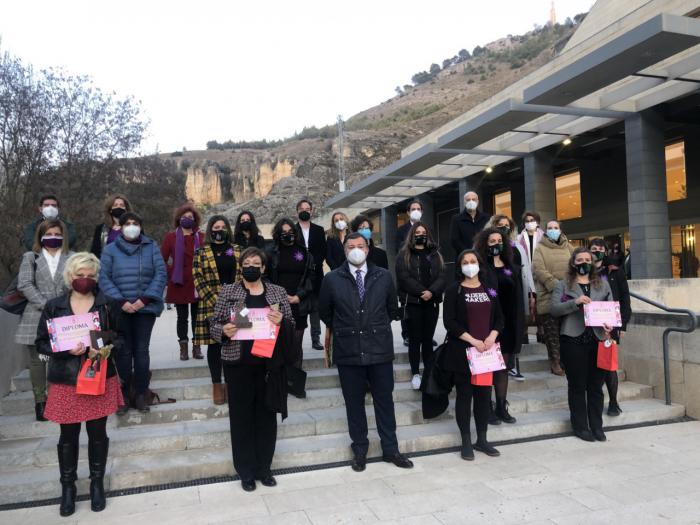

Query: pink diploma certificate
<box><xmin>583</xmin><ymin>301</ymin><xmax>622</xmax><ymax>327</ymax></box>
<box><xmin>466</xmin><ymin>343</ymin><xmax>506</xmax><ymax>375</ymax></box>
<box><xmin>47</xmin><ymin>312</ymin><xmax>102</xmax><ymax>353</ymax></box>
<box><xmin>231</xmin><ymin>307</ymin><xmax>276</xmax><ymax>341</ymax></box>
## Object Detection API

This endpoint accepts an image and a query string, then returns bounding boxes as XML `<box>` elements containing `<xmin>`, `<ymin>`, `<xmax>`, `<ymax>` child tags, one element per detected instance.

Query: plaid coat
<box><xmin>192</xmin><ymin>244</ymin><xmax>241</xmax><ymax>345</ymax></box>
<box><xmin>15</xmin><ymin>250</ymin><xmax>73</xmax><ymax>345</ymax></box>
<box><xmin>210</xmin><ymin>281</ymin><xmax>294</xmax><ymax>362</ymax></box>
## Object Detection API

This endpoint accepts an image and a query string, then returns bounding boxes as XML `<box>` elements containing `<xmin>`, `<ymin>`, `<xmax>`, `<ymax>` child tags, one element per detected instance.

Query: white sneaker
<box><xmin>411</xmin><ymin>374</ymin><xmax>421</xmax><ymax>390</ymax></box>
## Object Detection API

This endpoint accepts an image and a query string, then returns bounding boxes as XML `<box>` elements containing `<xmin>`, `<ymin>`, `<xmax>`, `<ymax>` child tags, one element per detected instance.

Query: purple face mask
<box><xmin>180</xmin><ymin>217</ymin><xmax>195</xmax><ymax>229</ymax></box>
<box><xmin>41</xmin><ymin>236</ymin><xmax>63</xmax><ymax>249</ymax></box>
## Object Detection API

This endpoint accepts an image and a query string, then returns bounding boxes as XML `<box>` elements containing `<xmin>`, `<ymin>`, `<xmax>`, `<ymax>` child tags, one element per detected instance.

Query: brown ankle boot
<box><xmin>179</xmin><ymin>341</ymin><xmax>189</xmax><ymax>361</ymax></box>
<box><xmin>551</xmin><ymin>360</ymin><xmax>565</xmax><ymax>376</ymax></box>
<box><xmin>192</xmin><ymin>344</ymin><xmax>203</xmax><ymax>360</ymax></box>
<box><xmin>212</xmin><ymin>383</ymin><xmax>226</xmax><ymax>405</ymax></box>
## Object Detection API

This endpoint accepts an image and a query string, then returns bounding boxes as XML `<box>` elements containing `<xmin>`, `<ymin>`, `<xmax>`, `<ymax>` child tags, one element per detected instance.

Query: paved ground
<box><xmin>3</xmin><ymin>421</ymin><xmax>699</xmax><ymax>524</ymax></box>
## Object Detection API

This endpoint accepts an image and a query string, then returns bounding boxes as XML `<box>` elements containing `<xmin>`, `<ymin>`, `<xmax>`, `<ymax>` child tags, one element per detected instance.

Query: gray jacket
<box><xmin>14</xmin><ymin>250</ymin><xmax>72</xmax><ymax>345</ymax></box>
<box><xmin>550</xmin><ymin>279</ymin><xmax>613</xmax><ymax>341</ymax></box>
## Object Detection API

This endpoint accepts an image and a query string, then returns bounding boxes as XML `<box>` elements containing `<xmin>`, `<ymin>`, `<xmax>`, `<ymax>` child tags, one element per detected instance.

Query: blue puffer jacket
<box><xmin>99</xmin><ymin>234</ymin><xmax>167</xmax><ymax>316</ymax></box>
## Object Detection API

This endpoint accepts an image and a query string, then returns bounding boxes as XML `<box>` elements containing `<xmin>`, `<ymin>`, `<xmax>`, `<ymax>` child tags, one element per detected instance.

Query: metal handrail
<box><xmin>629</xmin><ymin>291</ymin><xmax>698</xmax><ymax>405</ymax></box>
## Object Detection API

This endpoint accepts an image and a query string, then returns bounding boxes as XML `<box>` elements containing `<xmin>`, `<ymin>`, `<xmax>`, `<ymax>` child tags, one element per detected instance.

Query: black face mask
<box><xmin>575</xmin><ymin>262</ymin><xmax>592</xmax><ymax>275</ymax></box>
<box><xmin>110</xmin><ymin>207</ymin><xmax>126</xmax><ymax>219</ymax></box>
<box><xmin>239</xmin><ymin>221</ymin><xmax>252</xmax><ymax>231</ymax></box>
<box><xmin>298</xmin><ymin>211</ymin><xmax>311</xmax><ymax>222</ymax></box>
<box><xmin>241</xmin><ymin>266</ymin><xmax>262</xmax><ymax>282</ymax></box>
<box><xmin>280</xmin><ymin>233</ymin><xmax>295</xmax><ymax>245</ymax></box>
<box><xmin>414</xmin><ymin>235</ymin><xmax>427</xmax><ymax>246</ymax></box>
<box><xmin>592</xmin><ymin>251</ymin><xmax>605</xmax><ymax>262</ymax></box>
<box><xmin>497</xmin><ymin>226</ymin><xmax>510</xmax><ymax>238</ymax></box>
<box><xmin>488</xmin><ymin>243</ymin><xmax>504</xmax><ymax>257</ymax></box>
<box><xmin>211</xmin><ymin>230</ymin><xmax>228</xmax><ymax>243</ymax></box>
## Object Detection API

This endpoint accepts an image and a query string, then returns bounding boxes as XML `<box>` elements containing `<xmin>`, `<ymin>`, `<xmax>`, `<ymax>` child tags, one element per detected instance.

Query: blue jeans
<box><xmin>117</xmin><ymin>313</ymin><xmax>156</xmax><ymax>395</ymax></box>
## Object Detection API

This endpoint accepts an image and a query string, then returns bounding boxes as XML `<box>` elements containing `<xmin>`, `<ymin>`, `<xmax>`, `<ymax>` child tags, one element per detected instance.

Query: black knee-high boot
<box><xmin>57</xmin><ymin>442</ymin><xmax>79</xmax><ymax>517</ymax></box>
<box><xmin>88</xmin><ymin>438</ymin><xmax>109</xmax><ymax>512</ymax></box>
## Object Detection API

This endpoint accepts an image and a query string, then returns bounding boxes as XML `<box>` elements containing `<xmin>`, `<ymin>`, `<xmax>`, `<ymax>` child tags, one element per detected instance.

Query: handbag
<box><xmin>76</xmin><ymin>356</ymin><xmax>107</xmax><ymax>396</ymax></box>
<box><xmin>597</xmin><ymin>338</ymin><xmax>618</xmax><ymax>372</ymax></box>
<box><xmin>471</xmin><ymin>372</ymin><xmax>493</xmax><ymax>386</ymax></box>
<box><xmin>1</xmin><ymin>254</ymin><xmax>38</xmax><ymax>315</ymax></box>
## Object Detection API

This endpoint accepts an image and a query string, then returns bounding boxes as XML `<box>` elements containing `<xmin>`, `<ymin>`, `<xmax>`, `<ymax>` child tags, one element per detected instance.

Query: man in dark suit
<box><xmin>449</xmin><ymin>191</ymin><xmax>490</xmax><ymax>255</ymax></box>
<box><xmin>295</xmin><ymin>198</ymin><xmax>327</xmax><ymax>350</ymax></box>
<box><xmin>318</xmin><ymin>232</ymin><xmax>414</xmax><ymax>472</ymax></box>
<box><xmin>396</xmin><ymin>199</ymin><xmax>424</xmax><ymax>252</ymax></box>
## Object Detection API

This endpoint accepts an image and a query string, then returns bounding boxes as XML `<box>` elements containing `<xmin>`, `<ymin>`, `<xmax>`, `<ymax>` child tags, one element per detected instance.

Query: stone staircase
<box><xmin>0</xmin><ymin>341</ymin><xmax>685</xmax><ymax>506</ymax></box>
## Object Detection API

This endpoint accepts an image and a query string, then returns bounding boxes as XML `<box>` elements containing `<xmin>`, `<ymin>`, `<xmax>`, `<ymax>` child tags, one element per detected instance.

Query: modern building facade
<box><xmin>325</xmin><ymin>0</ymin><xmax>700</xmax><ymax>280</ymax></box>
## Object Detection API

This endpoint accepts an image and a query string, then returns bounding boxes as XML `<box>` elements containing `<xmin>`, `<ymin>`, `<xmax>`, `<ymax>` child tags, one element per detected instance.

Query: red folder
<box><xmin>251</xmin><ymin>325</ymin><xmax>280</xmax><ymax>358</ymax></box>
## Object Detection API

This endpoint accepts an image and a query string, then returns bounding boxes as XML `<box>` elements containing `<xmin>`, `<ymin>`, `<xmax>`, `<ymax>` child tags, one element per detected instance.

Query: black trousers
<box><xmin>309</xmin><ymin>292</ymin><xmax>321</xmax><ymax>342</ymax></box>
<box><xmin>337</xmin><ymin>362</ymin><xmax>398</xmax><ymax>457</ymax></box>
<box><xmin>175</xmin><ymin>302</ymin><xmax>198</xmax><ymax>342</ymax></box>
<box><xmin>223</xmin><ymin>364</ymin><xmax>277</xmax><ymax>481</ymax></box>
<box><xmin>207</xmin><ymin>343</ymin><xmax>222</xmax><ymax>383</ymax></box>
<box><xmin>406</xmin><ymin>302</ymin><xmax>439</xmax><ymax>375</ymax></box>
<box><xmin>453</xmin><ymin>372</ymin><xmax>490</xmax><ymax>438</ymax></box>
<box><xmin>560</xmin><ymin>338</ymin><xmax>605</xmax><ymax>432</ymax></box>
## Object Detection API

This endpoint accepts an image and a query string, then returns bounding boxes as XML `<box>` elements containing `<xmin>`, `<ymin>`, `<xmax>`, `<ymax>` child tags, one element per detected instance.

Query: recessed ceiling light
<box><xmin>562</xmin><ymin>137</ymin><xmax>572</xmax><ymax>146</ymax></box>
<box><xmin>485</xmin><ymin>166</ymin><xmax>493</xmax><ymax>174</ymax></box>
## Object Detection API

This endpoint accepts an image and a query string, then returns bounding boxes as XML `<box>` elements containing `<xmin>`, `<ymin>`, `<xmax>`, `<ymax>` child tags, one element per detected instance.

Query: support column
<box><xmin>380</xmin><ymin>205</ymin><xmax>398</xmax><ymax>277</ymax></box>
<box><xmin>524</xmin><ymin>151</ymin><xmax>556</xmax><ymax>223</ymax></box>
<box><xmin>625</xmin><ymin>110</ymin><xmax>671</xmax><ymax>279</ymax></box>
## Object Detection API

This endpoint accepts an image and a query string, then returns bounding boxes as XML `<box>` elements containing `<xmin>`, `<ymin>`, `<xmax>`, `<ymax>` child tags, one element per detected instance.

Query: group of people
<box><xmin>11</xmin><ymin>188</ymin><xmax>631</xmax><ymax>515</ymax></box>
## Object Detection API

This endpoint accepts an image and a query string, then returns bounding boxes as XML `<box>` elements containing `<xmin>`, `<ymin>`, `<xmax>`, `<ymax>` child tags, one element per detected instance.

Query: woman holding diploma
<box><xmin>443</xmin><ymin>249</ymin><xmax>504</xmax><ymax>460</ymax></box>
<box><xmin>551</xmin><ymin>247</ymin><xmax>614</xmax><ymax>442</ymax></box>
<box><xmin>35</xmin><ymin>252</ymin><xmax>123</xmax><ymax>516</ymax></box>
<box><xmin>15</xmin><ymin>219</ymin><xmax>73</xmax><ymax>422</ymax></box>
<box><xmin>474</xmin><ymin>227</ymin><xmax>524</xmax><ymax>424</ymax></box>
<box><xmin>210</xmin><ymin>247</ymin><xmax>296</xmax><ymax>492</ymax></box>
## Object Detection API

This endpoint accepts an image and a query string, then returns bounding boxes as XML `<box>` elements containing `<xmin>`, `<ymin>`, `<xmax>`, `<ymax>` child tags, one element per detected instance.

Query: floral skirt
<box><xmin>44</xmin><ymin>375</ymin><xmax>123</xmax><ymax>424</ymax></box>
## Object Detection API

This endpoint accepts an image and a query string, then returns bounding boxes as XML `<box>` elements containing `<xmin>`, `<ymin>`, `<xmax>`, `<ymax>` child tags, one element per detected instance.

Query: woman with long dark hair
<box><xmin>589</xmin><ymin>238</ymin><xmax>631</xmax><ymax>416</ymax></box>
<box><xmin>443</xmin><ymin>249</ymin><xmax>503</xmax><ymax>460</ymax></box>
<box><xmin>193</xmin><ymin>215</ymin><xmax>241</xmax><ymax>405</ymax></box>
<box><xmin>266</xmin><ymin>218</ymin><xmax>314</xmax><ymax>394</ymax></box>
<box><xmin>233</xmin><ymin>210</ymin><xmax>266</xmax><ymax>250</ymax></box>
<box><xmin>161</xmin><ymin>203</ymin><xmax>205</xmax><ymax>360</ymax></box>
<box><xmin>90</xmin><ymin>195</ymin><xmax>132</xmax><ymax>259</ymax></box>
<box><xmin>551</xmin><ymin>247</ymin><xmax>614</xmax><ymax>442</ymax></box>
<box><xmin>396</xmin><ymin>222</ymin><xmax>446</xmax><ymax>390</ymax></box>
<box><xmin>474</xmin><ymin>227</ymin><xmax>523</xmax><ymax>424</ymax></box>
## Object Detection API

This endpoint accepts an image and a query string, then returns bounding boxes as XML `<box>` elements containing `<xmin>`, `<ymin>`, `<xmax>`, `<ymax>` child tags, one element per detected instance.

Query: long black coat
<box><xmin>449</xmin><ymin>209</ymin><xmax>490</xmax><ymax>254</ymax></box>
<box><xmin>326</xmin><ymin>237</ymin><xmax>346</xmax><ymax>270</ymax></box>
<box><xmin>265</xmin><ymin>244</ymin><xmax>315</xmax><ymax>316</ymax></box>
<box><xmin>35</xmin><ymin>292</ymin><xmax>122</xmax><ymax>385</ymax></box>
<box><xmin>318</xmin><ymin>262</ymin><xmax>400</xmax><ymax>366</ymax></box>
<box><xmin>486</xmin><ymin>261</ymin><xmax>525</xmax><ymax>356</ymax></box>
<box><xmin>295</xmin><ymin>222</ymin><xmax>327</xmax><ymax>292</ymax></box>
<box><xmin>600</xmin><ymin>264</ymin><xmax>632</xmax><ymax>332</ymax></box>
<box><xmin>395</xmin><ymin>246</ymin><xmax>447</xmax><ymax>305</ymax></box>
<box><xmin>368</xmin><ymin>242</ymin><xmax>389</xmax><ymax>270</ymax></box>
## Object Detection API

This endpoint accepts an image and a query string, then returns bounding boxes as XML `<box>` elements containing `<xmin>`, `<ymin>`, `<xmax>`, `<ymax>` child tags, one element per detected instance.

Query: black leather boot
<box><xmin>89</xmin><ymin>438</ymin><xmax>109</xmax><ymax>512</ymax></box>
<box><xmin>488</xmin><ymin>400</ymin><xmax>501</xmax><ymax>425</ymax></box>
<box><xmin>496</xmin><ymin>399</ymin><xmax>517</xmax><ymax>424</ymax></box>
<box><xmin>35</xmin><ymin>402</ymin><xmax>48</xmax><ymax>421</ymax></box>
<box><xmin>57</xmin><ymin>442</ymin><xmax>78</xmax><ymax>517</ymax></box>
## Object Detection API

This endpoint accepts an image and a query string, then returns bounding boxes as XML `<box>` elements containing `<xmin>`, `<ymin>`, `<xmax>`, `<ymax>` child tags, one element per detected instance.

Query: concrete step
<box><xmin>0</xmin><ymin>380</ymin><xmax>652</xmax><ymax>469</ymax></box>
<box><xmin>0</xmin><ymin>398</ymin><xmax>685</xmax><ymax>505</ymax></box>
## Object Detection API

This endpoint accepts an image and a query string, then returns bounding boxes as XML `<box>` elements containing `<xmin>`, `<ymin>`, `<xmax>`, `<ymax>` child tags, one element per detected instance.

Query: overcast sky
<box><xmin>1</xmin><ymin>0</ymin><xmax>594</xmax><ymax>153</ymax></box>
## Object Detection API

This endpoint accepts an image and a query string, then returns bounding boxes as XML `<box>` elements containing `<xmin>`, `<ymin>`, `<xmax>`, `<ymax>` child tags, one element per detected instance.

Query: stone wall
<box><xmin>622</xmin><ymin>279</ymin><xmax>700</xmax><ymax>418</ymax></box>
<box><xmin>0</xmin><ymin>312</ymin><xmax>28</xmax><ymax>400</ymax></box>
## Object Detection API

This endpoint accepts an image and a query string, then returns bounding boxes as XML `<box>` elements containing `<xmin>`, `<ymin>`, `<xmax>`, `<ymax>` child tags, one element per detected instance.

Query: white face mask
<box><xmin>335</xmin><ymin>220</ymin><xmax>347</xmax><ymax>231</ymax></box>
<box><xmin>123</xmin><ymin>224</ymin><xmax>141</xmax><ymax>240</ymax></box>
<box><xmin>464</xmin><ymin>200</ymin><xmax>478</xmax><ymax>211</ymax></box>
<box><xmin>42</xmin><ymin>205</ymin><xmax>59</xmax><ymax>219</ymax></box>
<box><xmin>461</xmin><ymin>263</ymin><xmax>480</xmax><ymax>278</ymax></box>
<box><xmin>409</xmin><ymin>210</ymin><xmax>422</xmax><ymax>222</ymax></box>
<box><xmin>525</xmin><ymin>221</ymin><xmax>538</xmax><ymax>232</ymax></box>
<box><xmin>347</xmin><ymin>247</ymin><xmax>367</xmax><ymax>266</ymax></box>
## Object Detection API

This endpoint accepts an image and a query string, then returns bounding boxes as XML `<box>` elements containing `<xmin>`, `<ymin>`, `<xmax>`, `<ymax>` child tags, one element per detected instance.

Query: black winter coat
<box><xmin>295</xmin><ymin>222</ymin><xmax>327</xmax><ymax>292</ymax></box>
<box><xmin>395</xmin><ymin>246</ymin><xmax>447</xmax><ymax>305</ymax></box>
<box><xmin>368</xmin><ymin>242</ymin><xmax>389</xmax><ymax>270</ymax></box>
<box><xmin>326</xmin><ymin>236</ymin><xmax>346</xmax><ymax>270</ymax></box>
<box><xmin>318</xmin><ymin>262</ymin><xmax>400</xmax><ymax>366</ymax></box>
<box><xmin>265</xmin><ymin>244</ymin><xmax>315</xmax><ymax>316</ymax></box>
<box><xmin>35</xmin><ymin>292</ymin><xmax>122</xmax><ymax>385</ymax></box>
<box><xmin>449</xmin><ymin>209</ymin><xmax>491</xmax><ymax>254</ymax></box>
<box><xmin>600</xmin><ymin>264</ymin><xmax>632</xmax><ymax>332</ymax></box>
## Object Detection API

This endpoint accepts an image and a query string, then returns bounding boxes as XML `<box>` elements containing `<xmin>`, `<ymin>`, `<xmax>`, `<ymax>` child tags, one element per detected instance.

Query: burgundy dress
<box><xmin>161</xmin><ymin>230</ymin><xmax>205</xmax><ymax>304</ymax></box>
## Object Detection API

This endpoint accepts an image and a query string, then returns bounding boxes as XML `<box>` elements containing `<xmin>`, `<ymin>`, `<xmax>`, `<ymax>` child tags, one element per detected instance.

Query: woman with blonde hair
<box><xmin>90</xmin><ymin>195</ymin><xmax>132</xmax><ymax>259</ymax></box>
<box><xmin>15</xmin><ymin>219</ymin><xmax>74</xmax><ymax>421</ymax></box>
<box><xmin>326</xmin><ymin>211</ymin><xmax>350</xmax><ymax>270</ymax></box>
<box><xmin>36</xmin><ymin>252</ymin><xmax>124</xmax><ymax>516</ymax></box>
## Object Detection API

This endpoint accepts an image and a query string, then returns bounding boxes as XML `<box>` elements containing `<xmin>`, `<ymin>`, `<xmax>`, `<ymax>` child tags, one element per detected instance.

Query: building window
<box><xmin>555</xmin><ymin>171</ymin><xmax>582</xmax><ymax>220</ymax></box>
<box><xmin>671</xmin><ymin>224</ymin><xmax>699</xmax><ymax>278</ymax></box>
<box><xmin>665</xmin><ymin>141</ymin><xmax>687</xmax><ymax>202</ymax></box>
<box><xmin>493</xmin><ymin>190</ymin><xmax>512</xmax><ymax>218</ymax></box>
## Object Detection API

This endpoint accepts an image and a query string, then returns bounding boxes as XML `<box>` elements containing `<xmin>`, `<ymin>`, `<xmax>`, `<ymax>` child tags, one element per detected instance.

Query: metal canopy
<box><xmin>524</xmin><ymin>14</ymin><xmax>700</xmax><ymax>106</ymax></box>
